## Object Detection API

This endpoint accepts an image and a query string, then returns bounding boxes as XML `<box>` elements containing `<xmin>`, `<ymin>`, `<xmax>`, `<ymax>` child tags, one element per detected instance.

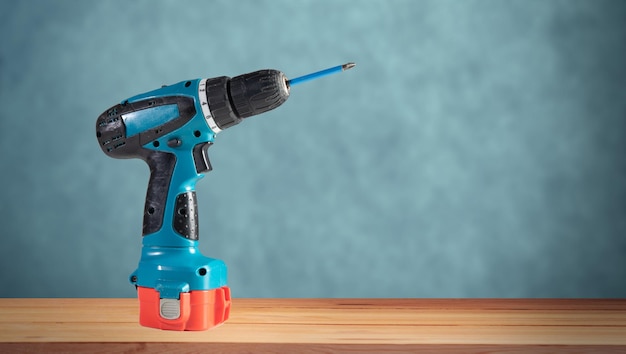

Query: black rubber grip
<box><xmin>143</xmin><ymin>151</ymin><xmax>176</xmax><ymax>236</ymax></box>
<box><xmin>229</xmin><ymin>69</ymin><xmax>290</xmax><ymax>118</ymax></box>
<box><xmin>173</xmin><ymin>191</ymin><xmax>199</xmax><ymax>240</ymax></box>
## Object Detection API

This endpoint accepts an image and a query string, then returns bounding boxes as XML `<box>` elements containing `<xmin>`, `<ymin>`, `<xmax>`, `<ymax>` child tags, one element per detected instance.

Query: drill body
<box><xmin>96</xmin><ymin>70</ymin><xmax>290</xmax><ymax>330</ymax></box>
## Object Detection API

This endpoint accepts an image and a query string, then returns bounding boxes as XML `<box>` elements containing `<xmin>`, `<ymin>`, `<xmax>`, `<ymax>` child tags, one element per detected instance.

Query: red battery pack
<box><xmin>136</xmin><ymin>286</ymin><xmax>231</xmax><ymax>331</ymax></box>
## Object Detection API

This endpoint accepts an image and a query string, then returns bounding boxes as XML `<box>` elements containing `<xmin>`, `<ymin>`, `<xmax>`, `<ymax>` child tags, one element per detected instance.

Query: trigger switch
<box><xmin>193</xmin><ymin>142</ymin><xmax>213</xmax><ymax>173</ymax></box>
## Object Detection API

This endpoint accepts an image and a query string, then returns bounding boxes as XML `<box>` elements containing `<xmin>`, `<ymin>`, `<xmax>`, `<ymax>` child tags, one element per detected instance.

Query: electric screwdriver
<box><xmin>96</xmin><ymin>63</ymin><xmax>354</xmax><ymax>331</ymax></box>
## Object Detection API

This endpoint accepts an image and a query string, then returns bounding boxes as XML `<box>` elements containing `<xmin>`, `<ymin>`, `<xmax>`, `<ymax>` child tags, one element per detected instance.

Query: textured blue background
<box><xmin>1</xmin><ymin>0</ymin><xmax>625</xmax><ymax>298</ymax></box>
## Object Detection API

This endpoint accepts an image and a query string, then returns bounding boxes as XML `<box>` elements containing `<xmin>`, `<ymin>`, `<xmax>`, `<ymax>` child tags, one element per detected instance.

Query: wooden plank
<box><xmin>1</xmin><ymin>298</ymin><xmax>625</xmax><ymax>353</ymax></box>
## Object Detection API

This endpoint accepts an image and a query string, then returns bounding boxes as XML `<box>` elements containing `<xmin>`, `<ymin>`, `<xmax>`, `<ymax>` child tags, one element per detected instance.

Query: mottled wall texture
<box><xmin>1</xmin><ymin>0</ymin><xmax>625</xmax><ymax>298</ymax></box>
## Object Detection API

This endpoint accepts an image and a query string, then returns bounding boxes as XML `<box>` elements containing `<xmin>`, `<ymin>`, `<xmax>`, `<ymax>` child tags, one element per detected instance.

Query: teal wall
<box><xmin>1</xmin><ymin>0</ymin><xmax>625</xmax><ymax>298</ymax></box>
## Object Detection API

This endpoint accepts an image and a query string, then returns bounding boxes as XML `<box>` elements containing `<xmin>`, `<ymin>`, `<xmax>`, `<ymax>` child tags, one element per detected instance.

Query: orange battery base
<box><xmin>137</xmin><ymin>286</ymin><xmax>231</xmax><ymax>331</ymax></box>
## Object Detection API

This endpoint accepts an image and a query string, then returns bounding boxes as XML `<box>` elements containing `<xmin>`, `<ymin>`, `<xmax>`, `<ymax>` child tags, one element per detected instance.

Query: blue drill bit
<box><xmin>287</xmin><ymin>62</ymin><xmax>355</xmax><ymax>87</ymax></box>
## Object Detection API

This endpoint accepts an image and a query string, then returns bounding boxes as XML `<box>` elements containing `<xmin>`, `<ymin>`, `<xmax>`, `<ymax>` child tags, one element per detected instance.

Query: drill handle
<box><xmin>142</xmin><ymin>141</ymin><xmax>207</xmax><ymax>243</ymax></box>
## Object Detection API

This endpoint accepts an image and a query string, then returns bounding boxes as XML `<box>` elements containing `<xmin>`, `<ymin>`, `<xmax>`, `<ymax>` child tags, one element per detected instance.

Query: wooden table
<box><xmin>1</xmin><ymin>298</ymin><xmax>625</xmax><ymax>353</ymax></box>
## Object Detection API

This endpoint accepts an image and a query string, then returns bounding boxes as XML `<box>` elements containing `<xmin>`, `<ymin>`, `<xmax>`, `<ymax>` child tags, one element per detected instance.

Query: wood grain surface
<box><xmin>1</xmin><ymin>298</ymin><xmax>625</xmax><ymax>353</ymax></box>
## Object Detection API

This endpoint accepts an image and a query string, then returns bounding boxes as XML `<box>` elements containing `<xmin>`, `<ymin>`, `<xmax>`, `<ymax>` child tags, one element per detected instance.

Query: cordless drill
<box><xmin>96</xmin><ymin>63</ymin><xmax>354</xmax><ymax>331</ymax></box>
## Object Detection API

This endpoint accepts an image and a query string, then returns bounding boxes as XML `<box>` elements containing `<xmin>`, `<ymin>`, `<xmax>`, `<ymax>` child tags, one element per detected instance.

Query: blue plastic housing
<box><xmin>124</xmin><ymin>79</ymin><xmax>228</xmax><ymax>299</ymax></box>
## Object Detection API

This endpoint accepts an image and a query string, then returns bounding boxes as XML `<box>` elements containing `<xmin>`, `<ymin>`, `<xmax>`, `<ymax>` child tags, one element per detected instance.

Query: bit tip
<box><xmin>342</xmin><ymin>62</ymin><xmax>356</xmax><ymax>71</ymax></box>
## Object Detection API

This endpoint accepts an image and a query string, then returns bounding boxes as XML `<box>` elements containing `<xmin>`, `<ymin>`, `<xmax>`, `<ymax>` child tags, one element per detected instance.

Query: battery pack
<box><xmin>136</xmin><ymin>286</ymin><xmax>231</xmax><ymax>331</ymax></box>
